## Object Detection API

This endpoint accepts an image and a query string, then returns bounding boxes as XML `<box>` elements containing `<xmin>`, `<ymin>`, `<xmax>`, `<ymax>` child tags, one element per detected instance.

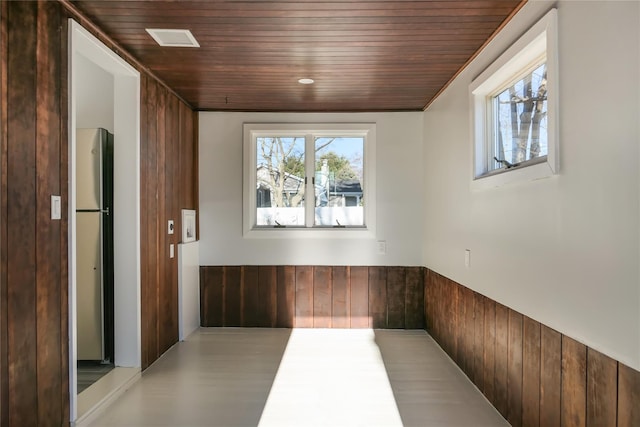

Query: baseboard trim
<box><xmin>73</xmin><ymin>367</ymin><xmax>141</xmax><ymax>427</ymax></box>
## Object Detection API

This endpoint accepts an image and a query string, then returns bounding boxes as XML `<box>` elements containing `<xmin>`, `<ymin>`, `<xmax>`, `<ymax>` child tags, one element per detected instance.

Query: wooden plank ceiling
<box><xmin>71</xmin><ymin>0</ymin><xmax>526</xmax><ymax>112</ymax></box>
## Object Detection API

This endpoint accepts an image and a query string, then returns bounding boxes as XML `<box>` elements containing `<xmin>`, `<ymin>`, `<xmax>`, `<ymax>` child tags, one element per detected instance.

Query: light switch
<box><xmin>168</xmin><ymin>220</ymin><xmax>174</xmax><ymax>235</ymax></box>
<box><xmin>51</xmin><ymin>195</ymin><xmax>61</xmax><ymax>220</ymax></box>
<box><xmin>170</xmin><ymin>244</ymin><xmax>175</xmax><ymax>259</ymax></box>
<box><xmin>465</xmin><ymin>249</ymin><xmax>471</xmax><ymax>268</ymax></box>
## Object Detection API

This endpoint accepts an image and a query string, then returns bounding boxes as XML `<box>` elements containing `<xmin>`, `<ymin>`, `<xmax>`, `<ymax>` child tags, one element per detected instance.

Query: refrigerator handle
<box><xmin>76</xmin><ymin>208</ymin><xmax>110</xmax><ymax>215</ymax></box>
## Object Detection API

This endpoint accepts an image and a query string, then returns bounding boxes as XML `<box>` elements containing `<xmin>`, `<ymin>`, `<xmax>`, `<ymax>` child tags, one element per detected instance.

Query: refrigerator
<box><xmin>76</xmin><ymin>128</ymin><xmax>114</xmax><ymax>362</ymax></box>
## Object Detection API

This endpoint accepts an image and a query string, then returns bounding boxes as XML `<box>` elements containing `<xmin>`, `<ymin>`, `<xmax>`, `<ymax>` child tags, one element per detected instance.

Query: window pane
<box><xmin>492</xmin><ymin>61</ymin><xmax>547</xmax><ymax>170</ymax></box>
<box><xmin>256</xmin><ymin>137</ymin><xmax>305</xmax><ymax>226</ymax></box>
<box><xmin>314</xmin><ymin>137</ymin><xmax>364</xmax><ymax>227</ymax></box>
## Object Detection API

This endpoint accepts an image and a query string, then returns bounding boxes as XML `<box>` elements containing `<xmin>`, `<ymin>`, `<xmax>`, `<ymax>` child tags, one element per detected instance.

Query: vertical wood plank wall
<box><xmin>0</xmin><ymin>2</ymin><xmax>69</xmax><ymax>425</ymax></box>
<box><xmin>424</xmin><ymin>269</ymin><xmax>640</xmax><ymax>427</ymax></box>
<box><xmin>200</xmin><ymin>266</ymin><xmax>425</xmax><ymax>329</ymax></box>
<box><xmin>139</xmin><ymin>75</ymin><xmax>198</xmax><ymax>369</ymax></box>
<box><xmin>0</xmin><ymin>2</ymin><xmax>198</xmax><ymax>424</ymax></box>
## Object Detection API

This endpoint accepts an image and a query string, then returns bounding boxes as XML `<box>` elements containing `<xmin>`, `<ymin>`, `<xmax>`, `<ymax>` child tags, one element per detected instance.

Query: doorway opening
<box><xmin>68</xmin><ymin>19</ymin><xmax>141</xmax><ymax>424</ymax></box>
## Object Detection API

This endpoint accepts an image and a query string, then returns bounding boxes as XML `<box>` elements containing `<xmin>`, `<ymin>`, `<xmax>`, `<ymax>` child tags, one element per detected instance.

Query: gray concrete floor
<box><xmin>86</xmin><ymin>328</ymin><xmax>509</xmax><ymax>427</ymax></box>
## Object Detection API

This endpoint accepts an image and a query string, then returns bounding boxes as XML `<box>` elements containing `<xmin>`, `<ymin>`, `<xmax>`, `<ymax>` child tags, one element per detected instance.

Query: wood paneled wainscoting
<box><xmin>200</xmin><ymin>266</ymin><xmax>424</xmax><ymax>329</ymax></box>
<box><xmin>200</xmin><ymin>266</ymin><xmax>640</xmax><ymax>426</ymax></box>
<box><xmin>424</xmin><ymin>269</ymin><xmax>640</xmax><ymax>427</ymax></box>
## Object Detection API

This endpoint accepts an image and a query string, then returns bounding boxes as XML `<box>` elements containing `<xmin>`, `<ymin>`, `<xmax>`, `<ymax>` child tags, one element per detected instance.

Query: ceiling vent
<box><xmin>145</xmin><ymin>29</ymin><xmax>200</xmax><ymax>47</ymax></box>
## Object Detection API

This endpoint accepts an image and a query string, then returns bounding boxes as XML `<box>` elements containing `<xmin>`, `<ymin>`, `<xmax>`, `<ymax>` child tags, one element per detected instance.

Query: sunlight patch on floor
<box><xmin>258</xmin><ymin>329</ymin><xmax>403</xmax><ymax>427</ymax></box>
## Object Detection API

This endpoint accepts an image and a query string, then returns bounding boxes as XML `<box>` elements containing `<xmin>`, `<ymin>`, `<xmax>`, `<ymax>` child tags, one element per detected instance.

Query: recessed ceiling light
<box><xmin>145</xmin><ymin>29</ymin><xmax>200</xmax><ymax>47</ymax></box>
<box><xmin>298</xmin><ymin>78</ymin><xmax>314</xmax><ymax>85</ymax></box>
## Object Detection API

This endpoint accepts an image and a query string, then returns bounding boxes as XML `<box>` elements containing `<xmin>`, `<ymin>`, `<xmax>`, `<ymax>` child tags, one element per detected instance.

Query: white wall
<box><xmin>423</xmin><ymin>0</ymin><xmax>640</xmax><ymax>370</ymax></box>
<box><xmin>75</xmin><ymin>53</ymin><xmax>114</xmax><ymax>132</ymax></box>
<box><xmin>178</xmin><ymin>242</ymin><xmax>200</xmax><ymax>340</ymax></box>
<box><xmin>199</xmin><ymin>112</ymin><xmax>424</xmax><ymax>266</ymax></box>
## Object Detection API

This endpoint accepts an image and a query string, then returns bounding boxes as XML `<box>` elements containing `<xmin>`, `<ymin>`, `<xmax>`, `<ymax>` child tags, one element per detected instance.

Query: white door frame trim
<box><xmin>68</xmin><ymin>19</ymin><xmax>141</xmax><ymax>422</ymax></box>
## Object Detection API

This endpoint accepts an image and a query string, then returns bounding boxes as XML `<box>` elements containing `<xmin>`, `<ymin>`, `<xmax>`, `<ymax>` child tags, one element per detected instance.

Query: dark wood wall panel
<box><xmin>224</xmin><ymin>267</ymin><xmax>242</xmax><ymax>327</ymax></box>
<box><xmin>454</xmin><ymin>285</ymin><xmax>467</xmax><ymax>372</ymax></box>
<box><xmin>445</xmin><ymin>277</ymin><xmax>458</xmax><ymax>361</ymax></box>
<box><xmin>313</xmin><ymin>266</ymin><xmax>332</xmax><ymax>328</ymax></box>
<box><xmin>350</xmin><ymin>266</ymin><xmax>369</xmax><ymax>328</ymax></box>
<box><xmin>618</xmin><ymin>363</ymin><xmax>640</xmax><ymax>427</ymax></box>
<box><xmin>586</xmin><ymin>349</ymin><xmax>617</xmax><ymax>427</ymax></box>
<box><xmin>522</xmin><ymin>317</ymin><xmax>541</xmax><ymax>427</ymax></box>
<box><xmin>179</xmin><ymin>102</ymin><xmax>198</xmax><ymax>224</ymax></box>
<box><xmin>276</xmin><ymin>266</ymin><xmax>295</xmax><ymax>328</ymax></box>
<box><xmin>494</xmin><ymin>302</ymin><xmax>509</xmax><ymax>418</ymax></box>
<box><xmin>295</xmin><ymin>266</ymin><xmax>313</xmax><ymax>328</ymax></box>
<box><xmin>405</xmin><ymin>267</ymin><xmax>424</xmax><ymax>329</ymax></box>
<box><xmin>200</xmin><ymin>266</ymin><xmax>223</xmax><ymax>328</ymax></box>
<box><xmin>156</xmin><ymin>89</ymin><xmax>169</xmax><ymax>355</ymax></box>
<box><xmin>472</xmin><ymin>292</ymin><xmax>484</xmax><ymax>386</ymax></box>
<box><xmin>368</xmin><ymin>267</ymin><xmax>387</xmax><ymax>328</ymax></box>
<box><xmin>139</xmin><ymin>74</ymin><xmax>198</xmax><ymax>368</ymax></box>
<box><xmin>386</xmin><ymin>267</ymin><xmax>405</xmax><ymax>329</ymax></box>
<box><xmin>6</xmin><ymin>3</ymin><xmax>39</xmax><ymax>423</ymax></box>
<box><xmin>1</xmin><ymin>2</ymin><xmax>69</xmax><ymax>424</ymax></box>
<box><xmin>141</xmin><ymin>74</ymin><xmax>159</xmax><ymax>366</ymax></box>
<box><xmin>0</xmin><ymin>1</ymin><xmax>8</xmax><ymax>422</ymax></box>
<box><xmin>507</xmin><ymin>310</ymin><xmax>524</xmax><ymax>427</ymax></box>
<box><xmin>58</xmin><ymin>12</ymin><xmax>70</xmax><ymax>422</ymax></box>
<box><xmin>483</xmin><ymin>298</ymin><xmax>497</xmax><ymax>403</ymax></box>
<box><xmin>540</xmin><ymin>325</ymin><xmax>562</xmax><ymax>427</ymax></box>
<box><xmin>139</xmin><ymin>72</ymin><xmax>151</xmax><ymax>373</ymax></box>
<box><xmin>562</xmin><ymin>336</ymin><xmax>587</xmax><ymax>427</ymax></box>
<box><xmin>201</xmin><ymin>266</ymin><xmax>424</xmax><ymax>330</ymax></box>
<box><xmin>423</xmin><ymin>270</ymin><xmax>433</xmax><ymax>337</ymax></box>
<box><xmin>257</xmin><ymin>266</ymin><xmax>277</xmax><ymax>327</ymax></box>
<box><xmin>331</xmin><ymin>266</ymin><xmax>350</xmax><ymax>328</ymax></box>
<box><xmin>242</xmin><ymin>266</ymin><xmax>260</xmax><ymax>327</ymax></box>
<box><xmin>424</xmin><ymin>269</ymin><xmax>640</xmax><ymax>427</ymax></box>
<box><xmin>35</xmin><ymin>3</ymin><xmax>64</xmax><ymax>423</ymax></box>
<box><xmin>460</xmin><ymin>286</ymin><xmax>475</xmax><ymax>377</ymax></box>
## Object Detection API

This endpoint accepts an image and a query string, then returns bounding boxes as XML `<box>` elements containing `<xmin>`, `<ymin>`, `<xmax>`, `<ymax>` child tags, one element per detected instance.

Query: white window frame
<box><xmin>243</xmin><ymin>123</ymin><xmax>376</xmax><ymax>239</ymax></box>
<box><xmin>470</xmin><ymin>8</ymin><xmax>558</xmax><ymax>190</ymax></box>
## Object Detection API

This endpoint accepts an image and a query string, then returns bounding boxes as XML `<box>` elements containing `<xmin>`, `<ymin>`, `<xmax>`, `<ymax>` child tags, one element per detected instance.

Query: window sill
<box><xmin>243</xmin><ymin>226</ymin><xmax>375</xmax><ymax>239</ymax></box>
<box><xmin>470</xmin><ymin>159</ymin><xmax>556</xmax><ymax>191</ymax></box>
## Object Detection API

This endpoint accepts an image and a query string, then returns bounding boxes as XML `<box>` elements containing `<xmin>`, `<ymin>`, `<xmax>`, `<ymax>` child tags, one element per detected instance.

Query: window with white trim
<box><xmin>470</xmin><ymin>8</ymin><xmax>558</xmax><ymax>189</ymax></box>
<box><xmin>243</xmin><ymin>123</ymin><xmax>376</xmax><ymax>237</ymax></box>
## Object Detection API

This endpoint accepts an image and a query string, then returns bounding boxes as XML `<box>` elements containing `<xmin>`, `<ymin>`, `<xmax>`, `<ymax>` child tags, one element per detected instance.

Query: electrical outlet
<box><xmin>465</xmin><ymin>249</ymin><xmax>471</xmax><ymax>268</ymax></box>
<box><xmin>377</xmin><ymin>240</ymin><xmax>387</xmax><ymax>255</ymax></box>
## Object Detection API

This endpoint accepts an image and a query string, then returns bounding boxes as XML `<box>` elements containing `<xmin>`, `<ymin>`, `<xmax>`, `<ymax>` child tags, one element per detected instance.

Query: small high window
<box><xmin>244</xmin><ymin>123</ymin><xmax>376</xmax><ymax>237</ymax></box>
<box><xmin>470</xmin><ymin>9</ymin><xmax>558</xmax><ymax>189</ymax></box>
<box><xmin>491</xmin><ymin>60</ymin><xmax>548</xmax><ymax>170</ymax></box>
